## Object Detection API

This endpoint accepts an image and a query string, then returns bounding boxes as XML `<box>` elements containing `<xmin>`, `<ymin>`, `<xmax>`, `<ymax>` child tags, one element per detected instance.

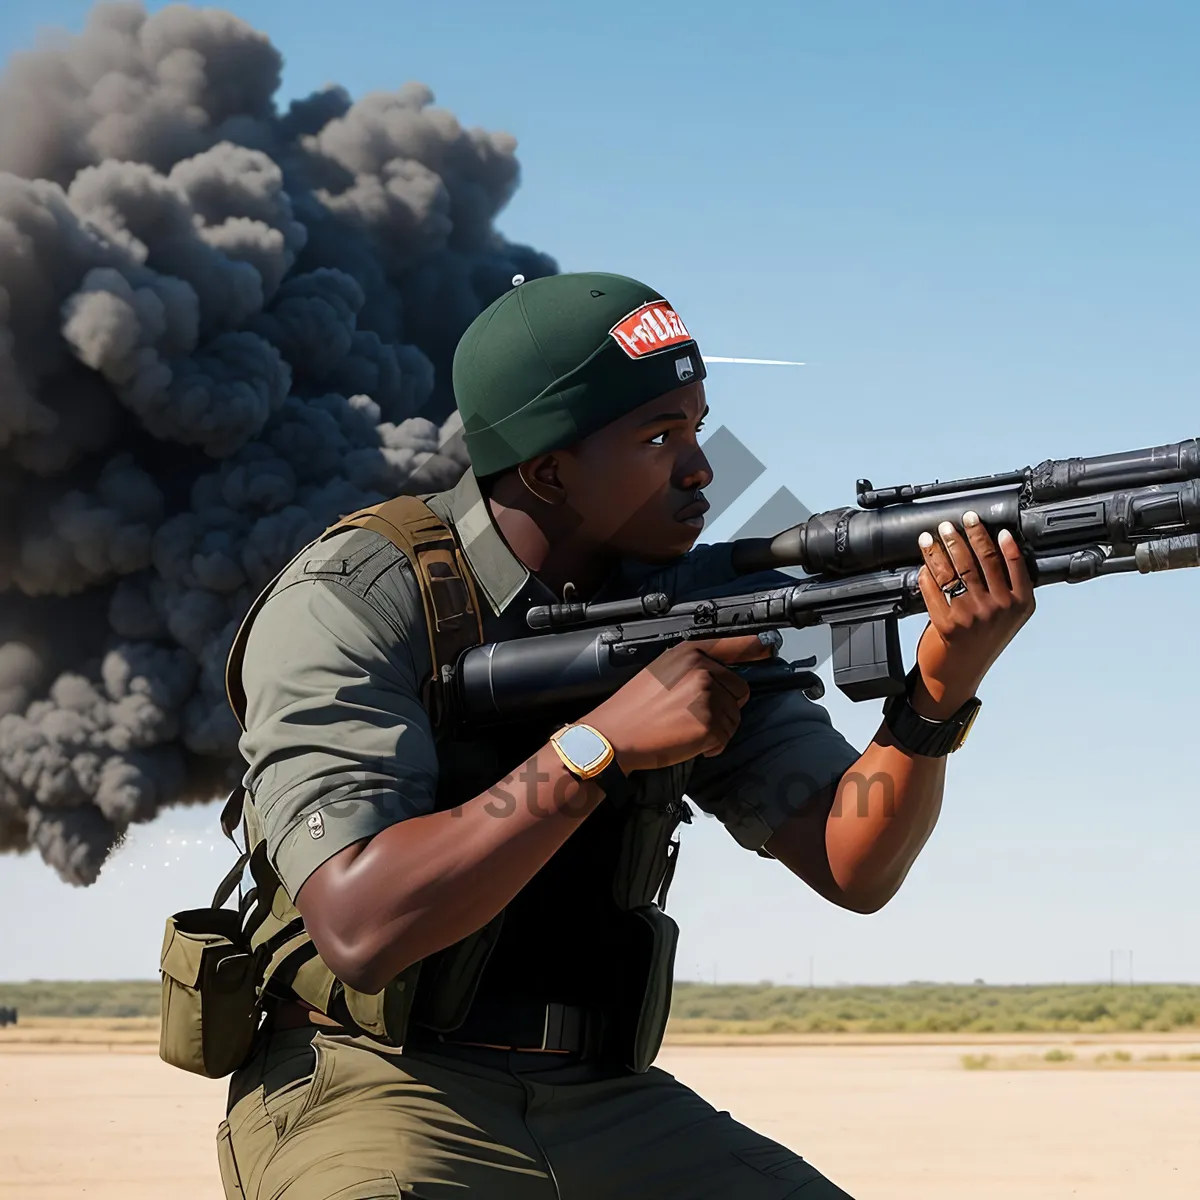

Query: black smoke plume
<box><xmin>0</xmin><ymin>2</ymin><xmax>556</xmax><ymax>884</ymax></box>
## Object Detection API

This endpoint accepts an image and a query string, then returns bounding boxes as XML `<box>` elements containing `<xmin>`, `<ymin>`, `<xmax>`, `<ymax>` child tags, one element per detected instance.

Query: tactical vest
<box><xmin>158</xmin><ymin>494</ymin><xmax>691</xmax><ymax>1081</ymax></box>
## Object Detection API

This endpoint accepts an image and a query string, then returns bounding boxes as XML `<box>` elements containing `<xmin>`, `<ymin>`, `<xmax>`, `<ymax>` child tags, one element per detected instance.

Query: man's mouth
<box><xmin>675</xmin><ymin>495</ymin><xmax>710</xmax><ymax>526</ymax></box>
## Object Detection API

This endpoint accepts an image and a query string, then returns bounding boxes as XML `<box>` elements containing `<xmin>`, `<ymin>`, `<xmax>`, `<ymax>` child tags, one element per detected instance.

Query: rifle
<box><xmin>444</xmin><ymin>437</ymin><xmax>1200</xmax><ymax>724</ymax></box>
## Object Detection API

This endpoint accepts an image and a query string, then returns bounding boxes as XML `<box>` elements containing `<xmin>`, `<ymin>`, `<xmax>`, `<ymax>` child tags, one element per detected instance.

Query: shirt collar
<box><xmin>427</xmin><ymin>469</ymin><xmax>531</xmax><ymax>616</ymax></box>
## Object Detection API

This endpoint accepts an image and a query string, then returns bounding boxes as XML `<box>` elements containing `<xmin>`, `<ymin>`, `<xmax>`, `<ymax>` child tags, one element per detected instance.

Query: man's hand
<box><xmin>912</xmin><ymin>510</ymin><xmax>1035</xmax><ymax>718</ymax></box>
<box><xmin>585</xmin><ymin>634</ymin><xmax>774</xmax><ymax>773</ymax></box>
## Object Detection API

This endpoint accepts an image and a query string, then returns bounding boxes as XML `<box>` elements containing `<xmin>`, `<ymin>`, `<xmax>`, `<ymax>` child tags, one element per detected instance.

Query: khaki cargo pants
<box><xmin>218</xmin><ymin>1026</ymin><xmax>856</xmax><ymax>1199</ymax></box>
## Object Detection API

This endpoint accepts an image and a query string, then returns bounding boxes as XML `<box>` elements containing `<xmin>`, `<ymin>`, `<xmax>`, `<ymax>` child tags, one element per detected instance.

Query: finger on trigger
<box><xmin>704</xmin><ymin>632</ymin><xmax>777</xmax><ymax>664</ymax></box>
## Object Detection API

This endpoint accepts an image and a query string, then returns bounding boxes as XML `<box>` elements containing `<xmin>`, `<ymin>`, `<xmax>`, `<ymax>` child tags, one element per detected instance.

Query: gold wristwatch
<box><xmin>549</xmin><ymin>723</ymin><xmax>625</xmax><ymax>791</ymax></box>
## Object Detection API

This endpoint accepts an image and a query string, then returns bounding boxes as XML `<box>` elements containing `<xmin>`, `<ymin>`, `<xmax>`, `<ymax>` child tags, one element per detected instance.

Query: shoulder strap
<box><xmin>335</xmin><ymin>494</ymin><xmax>485</xmax><ymax>728</ymax></box>
<box><xmin>219</xmin><ymin>492</ymin><xmax>485</xmax><ymax>873</ymax></box>
<box><xmin>225</xmin><ymin>493</ymin><xmax>484</xmax><ymax>732</ymax></box>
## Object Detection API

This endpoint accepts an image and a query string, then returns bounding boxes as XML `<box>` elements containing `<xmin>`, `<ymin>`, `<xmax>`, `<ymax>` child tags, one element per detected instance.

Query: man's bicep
<box><xmin>686</xmin><ymin>689</ymin><xmax>861</xmax><ymax>852</ymax></box>
<box><xmin>238</xmin><ymin>573</ymin><xmax>438</xmax><ymax>900</ymax></box>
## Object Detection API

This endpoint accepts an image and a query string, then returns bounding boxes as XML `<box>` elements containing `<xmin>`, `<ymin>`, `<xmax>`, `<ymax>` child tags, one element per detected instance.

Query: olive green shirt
<box><xmin>238</xmin><ymin>470</ymin><xmax>862</xmax><ymax>900</ymax></box>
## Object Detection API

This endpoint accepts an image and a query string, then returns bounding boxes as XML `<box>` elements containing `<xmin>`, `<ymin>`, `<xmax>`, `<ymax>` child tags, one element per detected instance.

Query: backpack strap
<box><xmin>225</xmin><ymin>493</ymin><xmax>483</xmax><ymax>735</ymax></box>
<box><xmin>333</xmin><ymin>494</ymin><xmax>485</xmax><ymax>728</ymax></box>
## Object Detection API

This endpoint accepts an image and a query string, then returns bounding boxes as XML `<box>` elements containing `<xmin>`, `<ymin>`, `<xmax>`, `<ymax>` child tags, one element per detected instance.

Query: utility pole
<box><xmin>1110</xmin><ymin>950</ymin><xmax>1134</xmax><ymax>986</ymax></box>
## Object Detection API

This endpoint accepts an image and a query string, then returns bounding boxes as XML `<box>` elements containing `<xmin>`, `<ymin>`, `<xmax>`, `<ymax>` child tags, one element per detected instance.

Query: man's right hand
<box><xmin>584</xmin><ymin>634</ymin><xmax>775</xmax><ymax>774</ymax></box>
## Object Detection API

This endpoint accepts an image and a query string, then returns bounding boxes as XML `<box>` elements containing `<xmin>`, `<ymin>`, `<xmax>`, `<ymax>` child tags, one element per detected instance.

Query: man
<box><xmin>219</xmin><ymin>272</ymin><xmax>1034</xmax><ymax>1199</ymax></box>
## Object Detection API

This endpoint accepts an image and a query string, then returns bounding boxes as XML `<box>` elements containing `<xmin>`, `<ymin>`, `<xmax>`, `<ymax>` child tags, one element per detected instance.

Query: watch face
<box><xmin>556</xmin><ymin>725</ymin><xmax>609</xmax><ymax>773</ymax></box>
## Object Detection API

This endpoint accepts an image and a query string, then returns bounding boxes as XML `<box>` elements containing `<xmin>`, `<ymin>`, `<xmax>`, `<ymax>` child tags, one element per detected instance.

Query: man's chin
<box><xmin>622</xmin><ymin>526</ymin><xmax>703</xmax><ymax>564</ymax></box>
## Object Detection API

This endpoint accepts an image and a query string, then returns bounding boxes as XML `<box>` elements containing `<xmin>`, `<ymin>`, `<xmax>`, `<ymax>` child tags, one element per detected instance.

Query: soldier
<box><xmin>217</xmin><ymin>272</ymin><xmax>1034</xmax><ymax>1199</ymax></box>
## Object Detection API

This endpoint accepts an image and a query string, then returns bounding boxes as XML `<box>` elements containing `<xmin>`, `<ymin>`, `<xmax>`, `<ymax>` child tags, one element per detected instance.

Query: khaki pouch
<box><xmin>159</xmin><ymin>905</ymin><xmax>259</xmax><ymax>1078</ymax></box>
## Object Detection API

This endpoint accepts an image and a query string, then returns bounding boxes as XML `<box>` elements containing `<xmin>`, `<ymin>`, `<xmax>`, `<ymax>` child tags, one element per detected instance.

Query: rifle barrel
<box><xmin>732</xmin><ymin>478</ymin><xmax>1200</xmax><ymax>577</ymax></box>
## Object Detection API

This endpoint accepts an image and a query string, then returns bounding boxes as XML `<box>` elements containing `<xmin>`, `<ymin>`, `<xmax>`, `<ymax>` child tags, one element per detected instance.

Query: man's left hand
<box><xmin>911</xmin><ymin>511</ymin><xmax>1035</xmax><ymax>719</ymax></box>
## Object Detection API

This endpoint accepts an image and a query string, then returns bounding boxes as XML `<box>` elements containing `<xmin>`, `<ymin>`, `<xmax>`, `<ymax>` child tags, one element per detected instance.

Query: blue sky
<box><xmin>2</xmin><ymin>0</ymin><xmax>1198</xmax><ymax>984</ymax></box>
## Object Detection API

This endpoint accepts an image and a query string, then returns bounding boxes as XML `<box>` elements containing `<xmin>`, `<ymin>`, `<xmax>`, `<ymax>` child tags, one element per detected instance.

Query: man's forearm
<box><xmin>766</xmin><ymin>722</ymin><xmax>947</xmax><ymax>914</ymax></box>
<box><xmin>296</xmin><ymin>745</ymin><xmax>604</xmax><ymax>993</ymax></box>
<box><xmin>818</xmin><ymin>657</ymin><xmax>985</xmax><ymax>909</ymax></box>
<box><xmin>822</xmin><ymin>727</ymin><xmax>947</xmax><ymax>912</ymax></box>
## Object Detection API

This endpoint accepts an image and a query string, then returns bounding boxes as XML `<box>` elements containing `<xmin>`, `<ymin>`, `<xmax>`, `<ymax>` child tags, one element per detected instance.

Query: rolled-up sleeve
<box><xmin>686</xmin><ymin>688</ymin><xmax>862</xmax><ymax>852</ymax></box>
<box><xmin>237</xmin><ymin>557</ymin><xmax>437</xmax><ymax>900</ymax></box>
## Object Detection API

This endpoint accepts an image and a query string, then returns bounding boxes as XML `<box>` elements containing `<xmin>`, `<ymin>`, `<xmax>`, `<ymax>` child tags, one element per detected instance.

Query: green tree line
<box><xmin>669</xmin><ymin>982</ymin><xmax>1200</xmax><ymax>1033</ymax></box>
<box><xmin>3</xmin><ymin>980</ymin><xmax>1199</xmax><ymax>1032</ymax></box>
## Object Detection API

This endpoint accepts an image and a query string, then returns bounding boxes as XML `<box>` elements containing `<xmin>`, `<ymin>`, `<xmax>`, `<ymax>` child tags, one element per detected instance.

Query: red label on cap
<box><xmin>609</xmin><ymin>302</ymin><xmax>693</xmax><ymax>358</ymax></box>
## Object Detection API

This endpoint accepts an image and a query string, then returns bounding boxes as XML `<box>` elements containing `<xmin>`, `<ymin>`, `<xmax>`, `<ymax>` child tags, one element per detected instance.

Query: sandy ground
<box><xmin>2</xmin><ymin>1026</ymin><xmax>1198</xmax><ymax>1198</ymax></box>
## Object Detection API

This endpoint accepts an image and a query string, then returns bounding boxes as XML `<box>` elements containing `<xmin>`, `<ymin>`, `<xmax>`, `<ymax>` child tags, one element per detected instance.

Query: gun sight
<box><xmin>856</xmin><ymin>469</ymin><xmax>1027</xmax><ymax>509</ymax></box>
<box><xmin>527</xmin><ymin>591</ymin><xmax>672</xmax><ymax>631</ymax></box>
<box><xmin>856</xmin><ymin>437</ymin><xmax>1200</xmax><ymax>510</ymax></box>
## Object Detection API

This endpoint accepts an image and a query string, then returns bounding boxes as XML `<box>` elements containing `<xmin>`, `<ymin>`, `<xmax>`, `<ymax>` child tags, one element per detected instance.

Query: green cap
<box><xmin>452</xmin><ymin>271</ymin><xmax>707</xmax><ymax>476</ymax></box>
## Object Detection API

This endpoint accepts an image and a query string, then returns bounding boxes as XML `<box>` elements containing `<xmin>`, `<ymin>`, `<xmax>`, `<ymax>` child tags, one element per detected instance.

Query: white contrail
<box><xmin>705</xmin><ymin>356</ymin><xmax>806</xmax><ymax>366</ymax></box>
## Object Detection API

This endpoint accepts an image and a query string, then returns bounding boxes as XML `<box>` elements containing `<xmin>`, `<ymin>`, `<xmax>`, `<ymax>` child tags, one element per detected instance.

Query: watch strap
<box><xmin>593</xmin><ymin>759</ymin><xmax>629</xmax><ymax>803</ymax></box>
<box><xmin>882</xmin><ymin>667</ymin><xmax>981</xmax><ymax>758</ymax></box>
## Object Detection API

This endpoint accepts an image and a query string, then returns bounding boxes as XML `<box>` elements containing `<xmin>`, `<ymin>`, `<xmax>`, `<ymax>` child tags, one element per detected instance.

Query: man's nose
<box><xmin>676</xmin><ymin>445</ymin><xmax>713</xmax><ymax>491</ymax></box>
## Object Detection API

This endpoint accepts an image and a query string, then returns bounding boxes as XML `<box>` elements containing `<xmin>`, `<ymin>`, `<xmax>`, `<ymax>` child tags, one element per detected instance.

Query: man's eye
<box><xmin>649</xmin><ymin>419</ymin><xmax>704</xmax><ymax>446</ymax></box>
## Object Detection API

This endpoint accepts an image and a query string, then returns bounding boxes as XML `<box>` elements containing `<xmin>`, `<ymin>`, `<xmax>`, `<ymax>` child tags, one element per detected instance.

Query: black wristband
<box><xmin>882</xmin><ymin>667</ymin><xmax>981</xmax><ymax>758</ymax></box>
<box><xmin>595</xmin><ymin>759</ymin><xmax>630</xmax><ymax>806</ymax></box>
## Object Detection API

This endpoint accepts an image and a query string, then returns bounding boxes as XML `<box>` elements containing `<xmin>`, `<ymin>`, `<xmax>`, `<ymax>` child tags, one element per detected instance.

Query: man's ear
<box><xmin>519</xmin><ymin>453</ymin><xmax>569</xmax><ymax>505</ymax></box>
